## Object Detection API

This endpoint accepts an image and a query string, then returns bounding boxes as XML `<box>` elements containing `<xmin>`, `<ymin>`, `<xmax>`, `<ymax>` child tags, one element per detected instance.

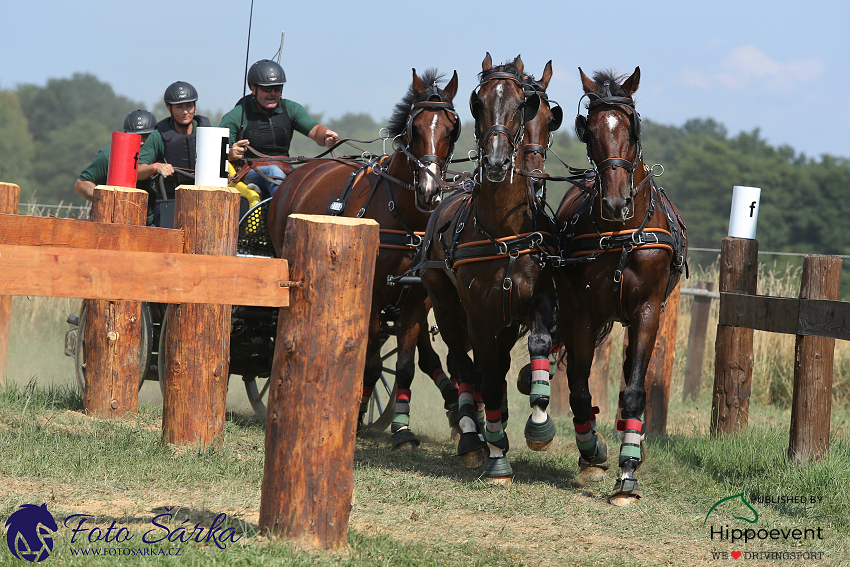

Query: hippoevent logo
<box><xmin>705</xmin><ymin>492</ymin><xmax>826</xmax><ymax>561</ymax></box>
<box><xmin>4</xmin><ymin>504</ymin><xmax>243</xmax><ymax>560</ymax></box>
<box><xmin>4</xmin><ymin>504</ymin><xmax>58</xmax><ymax>562</ymax></box>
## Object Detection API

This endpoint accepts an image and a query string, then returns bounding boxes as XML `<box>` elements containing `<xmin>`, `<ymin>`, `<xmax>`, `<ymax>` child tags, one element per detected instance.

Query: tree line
<box><xmin>2</xmin><ymin>73</ymin><xmax>849</xmax><ymax>268</ymax></box>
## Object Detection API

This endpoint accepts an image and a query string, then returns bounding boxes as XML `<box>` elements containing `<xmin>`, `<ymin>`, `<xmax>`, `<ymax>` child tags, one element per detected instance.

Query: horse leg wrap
<box><xmin>485</xmin><ymin>409</ymin><xmax>509</xmax><ymax>453</ymax></box>
<box><xmin>432</xmin><ymin>369</ymin><xmax>459</xmax><ymax>429</ymax></box>
<box><xmin>528</xmin><ymin>357</ymin><xmax>551</xmax><ymax>413</ymax></box>
<box><xmin>391</xmin><ymin>389</ymin><xmax>420</xmax><ymax>448</ymax></box>
<box><xmin>474</xmin><ymin>389</ymin><xmax>485</xmax><ymax>425</ymax></box>
<box><xmin>457</xmin><ymin>384</ymin><xmax>480</xmax><ymax>433</ymax></box>
<box><xmin>575</xmin><ymin>407</ymin><xmax>607</xmax><ymax>466</ymax></box>
<box><xmin>616</xmin><ymin>416</ymin><xmax>645</xmax><ymax>467</ymax></box>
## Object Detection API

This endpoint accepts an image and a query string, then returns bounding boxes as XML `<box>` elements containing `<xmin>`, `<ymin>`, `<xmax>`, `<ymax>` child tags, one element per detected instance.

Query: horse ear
<box><xmin>514</xmin><ymin>54</ymin><xmax>524</xmax><ymax>78</ymax></box>
<box><xmin>482</xmin><ymin>52</ymin><xmax>493</xmax><ymax>72</ymax></box>
<box><xmin>412</xmin><ymin>68</ymin><xmax>426</xmax><ymax>98</ymax></box>
<box><xmin>622</xmin><ymin>66</ymin><xmax>641</xmax><ymax>98</ymax></box>
<box><xmin>444</xmin><ymin>70</ymin><xmax>459</xmax><ymax>102</ymax></box>
<box><xmin>540</xmin><ymin>60</ymin><xmax>553</xmax><ymax>90</ymax></box>
<box><xmin>579</xmin><ymin>67</ymin><xmax>596</xmax><ymax>94</ymax></box>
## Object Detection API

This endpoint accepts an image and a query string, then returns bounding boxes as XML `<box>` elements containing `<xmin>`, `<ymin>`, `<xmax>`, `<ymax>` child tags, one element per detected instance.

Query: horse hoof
<box><xmin>516</xmin><ymin>363</ymin><xmax>532</xmax><ymax>395</ymax></box>
<box><xmin>460</xmin><ymin>448</ymin><xmax>486</xmax><ymax>469</ymax></box>
<box><xmin>486</xmin><ymin>475</ymin><xmax>512</xmax><ymax>486</ymax></box>
<box><xmin>574</xmin><ymin>466</ymin><xmax>607</xmax><ymax>487</ymax></box>
<box><xmin>392</xmin><ymin>428</ymin><xmax>421</xmax><ymax>450</ymax></box>
<box><xmin>609</xmin><ymin>493</ymin><xmax>641</xmax><ymax>507</ymax></box>
<box><xmin>524</xmin><ymin>414</ymin><xmax>556</xmax><ymax>451</ymax></box>
<box><xmin>483</xmin><ymin>455</ymin><xmax>513</xmax><ymax>479</ymax></box>
<box><xmin>450</xmin><ymin>425</ymin><xmax>462</xmax><ymax>442</ymax></box>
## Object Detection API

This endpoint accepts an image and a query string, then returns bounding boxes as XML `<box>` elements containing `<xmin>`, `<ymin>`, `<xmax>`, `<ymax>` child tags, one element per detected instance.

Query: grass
<box><xmin>2</xmin><ymin>264</ymin><xmax>850</xmax><ymax>565</ymax></box>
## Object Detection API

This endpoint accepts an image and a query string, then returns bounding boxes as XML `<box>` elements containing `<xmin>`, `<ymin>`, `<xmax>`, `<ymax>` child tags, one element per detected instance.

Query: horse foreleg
<box><xmin>564</xmin><ymin>325</ymin><xmax>609</xmax><ymax>485</ymax></box>
<box><xmin>390</xmin><ymin>306</ymin><xmax>423</xmax><ymax>450</ymax></box>
<box><xmin>524</xmin><ymin>295</ymin><xmax>556</xmax><ymax>452</ymax></box>
<box><xmin>610</xmin><ymin>306</ymin><xmax>661</xmax><ymax>506</ymax></box>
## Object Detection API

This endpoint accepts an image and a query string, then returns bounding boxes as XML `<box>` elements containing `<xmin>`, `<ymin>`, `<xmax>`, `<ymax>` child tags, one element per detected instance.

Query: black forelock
<box><xmin>590</xmin><ymin>69</ymin><xmax>629</xmax><ymax>98</ymax></box>
<box><xmin>387</xmin><ymin>68</ymin><xmax>447</xmax><ymax>138</ymax></box>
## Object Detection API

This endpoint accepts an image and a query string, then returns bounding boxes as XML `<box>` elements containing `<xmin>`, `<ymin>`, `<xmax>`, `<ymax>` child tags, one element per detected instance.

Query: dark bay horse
<box><xmin>267</xmin><ymin>68</ymin><xmax>462</xmax><ymax>449</ymax></box>
<box><xmin>421</xmin><ymin>54</ymin><xmax>558</xmax><ymax>482</ymax></box>
<box><xmin>554</xmin><ymin>67</ymin><xmax>687</xmax><ymax>505</ymax></box>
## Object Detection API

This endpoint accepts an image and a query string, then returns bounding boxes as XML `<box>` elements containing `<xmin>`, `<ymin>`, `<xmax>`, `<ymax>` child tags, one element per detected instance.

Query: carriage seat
<box><xmin>237</xmin><ymin>198</ymin><xmax>276</xmax><ymax>258</ymax></box>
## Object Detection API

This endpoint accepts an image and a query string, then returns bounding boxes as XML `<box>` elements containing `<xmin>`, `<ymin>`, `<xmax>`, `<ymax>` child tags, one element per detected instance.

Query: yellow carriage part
<box><xmin>228</xmin><ymin>161</ymin><xmax>262</xmax><ymax>210</ymax></box>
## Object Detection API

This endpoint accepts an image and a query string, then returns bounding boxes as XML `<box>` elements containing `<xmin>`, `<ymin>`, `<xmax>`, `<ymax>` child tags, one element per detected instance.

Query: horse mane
<box><xmin>522</xmin><ymin>73</ymin><xmax>547</xmax><ymax>94</ymax></box>
<box><xmin>387</xmin><ymin>68</ymin><xmax>448</xmax><ymax>138</ymax></box>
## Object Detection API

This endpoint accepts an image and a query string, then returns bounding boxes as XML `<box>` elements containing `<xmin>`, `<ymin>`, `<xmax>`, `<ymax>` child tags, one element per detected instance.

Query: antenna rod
<box><xmin>277</xmin><ymin>32</ymin><xmax>285</xmax><ymax>64</ymax></box>
<box><xmin>239</xmin><ymin>0</ymin><xmax>255</xmax><ymax>139</ymax></box>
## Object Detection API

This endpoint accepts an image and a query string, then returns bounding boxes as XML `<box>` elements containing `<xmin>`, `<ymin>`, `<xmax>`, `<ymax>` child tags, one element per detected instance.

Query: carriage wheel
<box><xmin>360</xmin><ymin>326</ymin><xmax>399</xmax><ymax>431</ymax></box>
<box><xmin>244</xmin><ymin>375</ymin><xmax>270</xmax><ymax>420</ymax></box>
<box><xmin>74</xmin><ymin>302</ymin><xmax>152</xmax><ymax>393</ymax></box>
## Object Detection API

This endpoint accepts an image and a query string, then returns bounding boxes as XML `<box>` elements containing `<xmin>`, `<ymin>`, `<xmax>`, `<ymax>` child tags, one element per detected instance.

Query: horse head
<box><xmin>522</xmin><ymin>60</ymin><xmax>563</xmax><ymax>196</ymax></box>
<box><xmin>471</xmin><ymin>53</ymin><xmax>540</xmax><ymax>183</ymax></box>
<box><xmin>397</xmin><ymin>68</ymin><xmax>460</xmax><ymax>211</ymax></box>
<box><xmin>575</xmin><ymin>66</ymin><xmax>642</xmax><ymax>222</ymax></box>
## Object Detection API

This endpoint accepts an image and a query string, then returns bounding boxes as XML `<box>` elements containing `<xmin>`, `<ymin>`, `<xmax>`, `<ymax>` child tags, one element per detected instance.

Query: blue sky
<box><xmin>2</xmin><ymin>0</ymin><xmax>846</xmax><ymax>159</ymax></box>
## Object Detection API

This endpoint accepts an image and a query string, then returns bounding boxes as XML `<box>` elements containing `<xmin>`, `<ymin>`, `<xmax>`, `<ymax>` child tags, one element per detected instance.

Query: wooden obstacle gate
<box><xmin>0</xmin><ymin>182</ymin><xmax>377</xmax><ymax>549</ymax></box>
<box><xmin>712</xmin><ymin>236</ymin><xmax>842</xmax><ymax>463</ymax></box>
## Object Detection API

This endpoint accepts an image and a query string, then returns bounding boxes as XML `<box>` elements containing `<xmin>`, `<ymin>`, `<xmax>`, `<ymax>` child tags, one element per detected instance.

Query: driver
<box><xmin>219</xmin><ymin>59</ymin><xmax>339</xmax><ymax>197</ymax></box>
<box><xmin>137</xmin><ymin>81</ymin><xmax>211</xmax><ymax>197</ymax></box>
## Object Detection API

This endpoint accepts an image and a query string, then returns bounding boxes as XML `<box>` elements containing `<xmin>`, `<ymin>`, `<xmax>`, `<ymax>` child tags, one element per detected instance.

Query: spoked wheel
<box><xmin>244</xmin><ymin>375</ymin><xmax>270</xmax><ymax>420</ymax></box>
<box><xmin>74</xmin><ymin>302</ymin><xmax>153</xmax><ymax>393</ymax></box>
<box><xmin>360</xmin><ymin>308</ymin><xmax>400</xmax><ymax>431</ymax></box>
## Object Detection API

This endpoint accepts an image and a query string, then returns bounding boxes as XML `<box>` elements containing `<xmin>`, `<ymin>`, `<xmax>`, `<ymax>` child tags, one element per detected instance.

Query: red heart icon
<box><xmin>731</xmin><ymin>551</ymin><xmax>742</xmax><ymax>559</ymax></box>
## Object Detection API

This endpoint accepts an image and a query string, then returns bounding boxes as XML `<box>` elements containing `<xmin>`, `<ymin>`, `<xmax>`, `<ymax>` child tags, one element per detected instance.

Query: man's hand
<box><xmin>152</xmin><ymin>162</ymin><xmax>175</xmax><ymax>177</ymax></box>
<box><xmin>228</xmin><ymin>139</ymin><xmax>250</xmax><ymax>160</ymax></box>
<box><xmin>323</xmin><ymin>129</ymin><xmax>339</xmax><ymax>147</ymax></box>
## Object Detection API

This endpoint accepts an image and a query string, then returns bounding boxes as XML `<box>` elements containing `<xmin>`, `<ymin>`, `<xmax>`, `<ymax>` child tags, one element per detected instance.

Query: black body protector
<box><xmin>237</xmin><ymin>96</ymin><xmax>294</xmax><ymax>157</ymax></box>
<box><xmin>156</xmin><ymin>115</ymin><xmax>211</xmax><ymax>196</ymax></box>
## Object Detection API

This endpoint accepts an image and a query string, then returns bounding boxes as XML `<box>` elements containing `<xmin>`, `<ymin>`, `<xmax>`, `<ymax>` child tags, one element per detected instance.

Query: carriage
<box><xmin>62</xmin><ymin>167</ymin><xmax>400</xmax><ymax>424</ymax></box>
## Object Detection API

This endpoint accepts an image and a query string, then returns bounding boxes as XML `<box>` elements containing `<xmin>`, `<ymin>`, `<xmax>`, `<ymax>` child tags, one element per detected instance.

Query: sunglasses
<box><xmin>258</xmin><ymin>85</ymin><xmax>283</xmax><ymax>93</ymax></box>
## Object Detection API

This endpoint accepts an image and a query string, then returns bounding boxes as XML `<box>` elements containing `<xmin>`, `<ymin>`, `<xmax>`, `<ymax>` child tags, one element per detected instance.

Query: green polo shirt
<box><xmin>219</xmin><ymin>98</ymin><xmax>319</xmax><ymax>146</ymax></box>
<box><xmin>78</xmin><ymin>146</ymin><xmax>156</xmax><ymax>224</ymax></box>
<box><xmin>138</xmin><ymin>117</ymin><xmax>207</xmax><ymax>165</ymax></box>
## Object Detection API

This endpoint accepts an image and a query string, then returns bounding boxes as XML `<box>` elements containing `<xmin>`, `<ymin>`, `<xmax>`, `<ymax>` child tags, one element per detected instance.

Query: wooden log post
<box><xmin>0</xmin><ymin>183</ymin><xmax>20</xmax><ymax>385</ymax></box>
<box><xmin>711</xmin><ymin>237</ymin><xmax>758</xmax><ymax>435</ymax></box>
<box><xmin>788</xmin><ymin>255</ymin><xmax>842</xmax><ymax>463</ymax></box>
<box><xmin>260</xmin><ymin>214</ymin><xmax>379</xmax><ymax>549</ymax></box>
<box><xmin>161</xmin><ymin>186</ymin><xmax>239</xmax><ymax>447</ymax></box>
<box><xmin>682</xmin><ymin>281</ymin><xmax>715</xmax><ymax>402</ymax></box>
<box><xmin>83</xmin><ymin>186</ymin><xmax>147</xmax><ymax>417</ymax></box>
<box><xmin>644</xmin><ymin>285</ymin><xmax>681</xmax><ymax>434</ymax></box>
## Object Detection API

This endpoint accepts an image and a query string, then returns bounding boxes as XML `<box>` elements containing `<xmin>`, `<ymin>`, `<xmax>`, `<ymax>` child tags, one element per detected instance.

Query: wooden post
<box><xmin>0</xmin><ymin>183</ymin><xmax>20</xmax><ymax>385</ymax></box>
<box><xmin>260</xmin><ymin>214</ymin><xmax>379</xmax><ymax>549</ymax></box>
<box><xmin>644</xmin><ymin>285</ymin><xmax>681</xmax><ymax>434</ymax></box>
<box><xmin>682</xmin><ymin>281</ymin><xmax>715</xmax><ymax>402</ymax></box>
<box><xmin>161</xmin><ymin>186</ymin><xmax>239</xmax><ymax>447</ymax></box>
<box><xmin>83</xmin><ymin>186</ymin><xmax>148</xmax><ymax>417</ymax></box>
<box><xmin>711</xmin><ymin>237</ymin><xmax>758</xmax><ymax>435</ymax></box>
<box><xmin>788</xmin><ymin>255</ymin><xmax>841</xmax><ymax>463</ymax></box>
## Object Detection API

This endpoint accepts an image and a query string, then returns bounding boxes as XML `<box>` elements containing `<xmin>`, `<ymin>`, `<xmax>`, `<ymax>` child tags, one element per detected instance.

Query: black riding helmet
<box><xmin>123</xmin><ymin>109</ymin><xmax>157</xmax><ymax>134</ymax></box>
<box><xmin>247</xmin><ymin>60</ymin><xmax>286</xmax><ymax>87</ymax></box>
<box><xmin>163</xmin><ymin>81</ymin><xmax>198</xmax><ymax>105</ymax></box>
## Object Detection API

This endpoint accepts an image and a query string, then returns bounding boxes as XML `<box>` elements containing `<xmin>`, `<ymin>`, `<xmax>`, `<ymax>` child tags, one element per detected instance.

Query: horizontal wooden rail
<box><xmin>0</xmin><ymin>245</ymin><xmax>290</xmax><ymax>307</ymax></box>
<box><xmin>0</xmin><ymin>213</ymin><xmax>183</xmax><ymax>253</ymax></box>
<box><xmin>719</xmin><ymin>292</ymin><xmax>850</xmax><ymax>340</ymax></box>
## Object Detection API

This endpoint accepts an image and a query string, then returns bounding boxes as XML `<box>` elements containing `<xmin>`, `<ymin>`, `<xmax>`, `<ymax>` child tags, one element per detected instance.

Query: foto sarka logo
<box><xmin>5</xmin><ymin>504</ymin><xmax>58</xmax><ymax>562</ymax></box>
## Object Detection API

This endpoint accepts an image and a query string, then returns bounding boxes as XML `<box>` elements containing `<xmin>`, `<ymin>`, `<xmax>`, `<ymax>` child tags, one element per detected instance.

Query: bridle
<box><xmin>393</xmin><ymin>85</ymin><xmax>462</xmax><ymax>211</ymax></box>
<box><xmin>469</xmin><ymin>71</ymin><xmax>541</xmax><ymax>179</ymax></box>
<box><xmin>521</xmin><ymin>81</ymin><xmax>563</xmax><ymax>197</ymax></box>
<box><xmin>575</xmin><ymin>81</ymin><xmax>644</xmax><ymax>221</ymax></box>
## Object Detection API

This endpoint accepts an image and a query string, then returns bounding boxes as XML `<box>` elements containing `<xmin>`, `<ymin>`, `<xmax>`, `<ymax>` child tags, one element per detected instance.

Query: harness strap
<box><xmin>380</xmin><ymin>229</ymin><xmax>424</xmax><ymax>250</ymax></box>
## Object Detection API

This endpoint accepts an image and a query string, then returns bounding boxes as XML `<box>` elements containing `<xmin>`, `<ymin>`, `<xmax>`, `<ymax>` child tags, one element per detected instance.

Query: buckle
<box><xmin>497</xmin><ymin>241</ymin><xmax>508</xmax><ymax>255</ymax></box>
<box><xmin>613</xmin><ymin>269</ymin><xmax>623</xmax><ymax>283</ymax></box>
<box><xmin>408</xmin><ymin>234</ymin><xmax>423</xmax><ymax>248</ymax></box>
<box><xmin>503</xmin><ymin>277</ymin><xmax>512</xmax><ymax>291</ymax></box>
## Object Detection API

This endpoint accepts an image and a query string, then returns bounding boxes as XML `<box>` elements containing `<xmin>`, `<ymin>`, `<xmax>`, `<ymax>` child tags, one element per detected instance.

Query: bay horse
<box><xmin>554</xmin><ymin>67</ymin><xmax>687</xmax><ymax>505</ymax></box>
<box><xmin>267</xmin><ymin>68</ymin><xmax>462</xmax><ymax>449</ymax></box>
<box><xmin>421</xmin><ymin>54</ymin><xmax>558</xmax><ymax>482</ymax></box>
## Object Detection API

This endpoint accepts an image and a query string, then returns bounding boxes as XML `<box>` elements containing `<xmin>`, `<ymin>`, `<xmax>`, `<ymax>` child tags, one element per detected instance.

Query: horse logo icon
<box><xmin>4</xmin><ymin>503</ymin><xmax>58</xmax><ymax>562</ymax></box>
<box><xmin>703</xmin><ymin>492</ymin><xmax>759</xmax><ymax>527</ymax></box>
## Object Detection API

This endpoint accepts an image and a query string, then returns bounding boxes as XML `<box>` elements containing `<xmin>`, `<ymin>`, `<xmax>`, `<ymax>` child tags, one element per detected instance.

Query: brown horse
<box><xmin>554</xmin><ymin>67</ymin><xmax>687</xmax><ymax>504</ymax></box>
<box><xmin>267</xmin><ymin>68</ymin><xmax>462</xmax><ymax>449</ymax></box>
<box><xmin>421</xmin><ymin>54</ymin><xmax>558</xmax><ymax>482</ymax></box>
